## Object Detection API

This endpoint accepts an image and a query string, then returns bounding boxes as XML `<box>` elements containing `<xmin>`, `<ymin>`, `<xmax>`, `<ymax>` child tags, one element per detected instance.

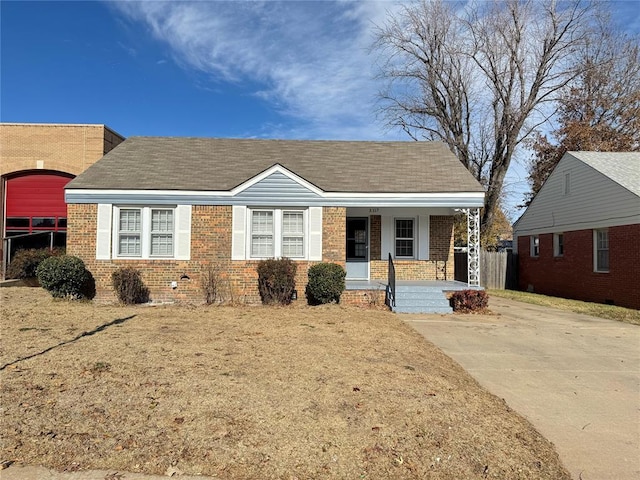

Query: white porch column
<box><xmin>465</xmin><ymin>208</ymin><xmax>481</xmax><ymax>287</ymax></box>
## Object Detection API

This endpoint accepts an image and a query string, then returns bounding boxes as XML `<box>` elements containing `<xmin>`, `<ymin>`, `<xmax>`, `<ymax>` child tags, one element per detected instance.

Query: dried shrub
<box><xmin>6</xmin><ymin>248</ymin><xmax>64</xmax><ymax>280</ymax></box>
<box><xmin>257</xmin><ymin>258</ymin><xmax>297</xmax><ymax>305</ymax></box>
<box><xmin>36</xmin><ymin>255</ymin><xmax>90</xmax><ymax>299</ymax></box>
<box><xmin>450</xmin><ymin>289</ymin><xmax>489</xmax><ymax>312</ymax></box>
<box><xmin>111</xmin><ymin>267</ymin><xmax>149</xmax><ymax>305</ymax></box>
<box><xmin>306</xmin><ymin>262</ymin><xmax>346</xmax><ymax>305</ymax></box>
<box><xmin>201</xmin><ymin>264</ymin><xmax>222</xmax><ymax>305</ymax></box>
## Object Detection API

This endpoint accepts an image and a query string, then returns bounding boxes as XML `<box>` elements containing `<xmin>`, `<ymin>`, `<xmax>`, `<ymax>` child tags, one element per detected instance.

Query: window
<box><xmin>530</xmin><ymin>235</ymin><xmax>539</xmax><ymax>257</ymax></box>
<box><xmin>563</xmin><ymin>171</ymin><xmax>571</xmax><ymax>195</ymax></box>
<box><xmin>594</xmin><ymin>229</ymin><xmax>609</xmax><ymax>272</ymax></box>
<box><xmin>395</xmin><ymin>218</ymin><xmax>415</xmax><ymax>258</ymax></box>
<box><xmin>116</xmin><ymin>207</ymin><xmax>175</xmax><ymax>258</ymax></box>
<box><xmin>251</xmin><ymin>210</ymin><xmax>274</xmax><ymax>257</ymax></box>
<box><xmin>282</xmin><ymin>211</ymin><xmax>304</xmax><ymax>257</ymax></box>
<box><xmin>249</xmin><ymin>208</ymin><xmax>306</xmax><ymax>258</ymax></box>
<box><xmin>553</xmin><ymin>233</ymin><xmax>564</xmax><ymax>257</ymax></box>
<box><xmin>151</xmin><ymin>209</ymin><xmax>174</xmax><ymax>256</ymax></box>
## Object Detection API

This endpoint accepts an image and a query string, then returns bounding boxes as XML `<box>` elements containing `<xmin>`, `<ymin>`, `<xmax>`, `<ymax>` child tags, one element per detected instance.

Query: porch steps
<box><xmin>392</xmin><ymin>285</ymin><xmax>453</xmax><ymax>314</ymax></box>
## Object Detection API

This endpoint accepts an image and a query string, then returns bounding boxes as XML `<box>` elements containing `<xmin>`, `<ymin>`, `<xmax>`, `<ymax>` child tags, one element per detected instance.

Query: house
<box><xmin>513</xmin><ymin>151</ymin><xmax>640</xmax><ymax>310</ymax></box>
<box><xmin>1</xmin><ymin>123</ymin><xmax>124</xmax><ymax>276</ymax></box>
<box><xmin>64</xmin><ymin>137</ymin><xmax>485</xmax><ymax>310</ymax></box>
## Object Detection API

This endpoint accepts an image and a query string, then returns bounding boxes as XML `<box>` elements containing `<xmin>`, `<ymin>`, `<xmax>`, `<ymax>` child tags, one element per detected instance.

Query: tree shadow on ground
<box><xmin>0</xmin><ymin>314</ymin><xmax>136</xmax><ymax>371</ymax></box>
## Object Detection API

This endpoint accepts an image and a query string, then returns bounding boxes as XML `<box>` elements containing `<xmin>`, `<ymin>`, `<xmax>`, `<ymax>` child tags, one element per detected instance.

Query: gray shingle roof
<box><xmin>66</xmin><ymin>137</ymin><xmax>484</xmax><ymax>194</ymax></box>
<box><xmin>569</xmin><ymin>151</ymin><xmax>640</xmax><ymax>197</ymax></box>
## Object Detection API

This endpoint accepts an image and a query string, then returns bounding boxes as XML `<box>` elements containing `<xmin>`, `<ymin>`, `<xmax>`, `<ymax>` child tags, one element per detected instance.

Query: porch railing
<box><xmin>385</xmin><ymin>253</ymin><xmax>396</xmax><ymax>309</ymax></box>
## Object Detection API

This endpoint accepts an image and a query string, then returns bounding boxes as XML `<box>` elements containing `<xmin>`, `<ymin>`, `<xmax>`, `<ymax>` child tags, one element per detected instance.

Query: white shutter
<box><xmin>418</xmin><ymin>215</ymin><xmax>429</xmax><ymax>260</ymax></box>
<box><xmin>308</xmin><ymin>207</ymin><xmax>323</xmax><ymax>261</ymax></box>
<box><xmin>381</xmin><ymin>216</ymin><xmax>393</xmax><ymax>259</ymax></box>
<box><xmin>174</xmin><ymin>205</ymin><xmax>192</xmax><ymax>260</ymax></box>
<box><xmin>232</xmin><ymin>206</ymin><xmax>247</xmax><ymax>260</ymax></box>
<box><xmin>96</xmin><ymin>204</ymin><xmax>112</xmax><ymax>260</ymax></box>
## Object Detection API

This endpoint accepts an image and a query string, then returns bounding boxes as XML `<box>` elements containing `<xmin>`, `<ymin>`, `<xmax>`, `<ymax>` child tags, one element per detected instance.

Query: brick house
<box><xmin>514</xmin><ymin>151</ymin><xmax>640</xmax><ymax>310</ymax></box>
<box><xmin>65</xmin><ymin>137</ymin><xmax>485</xmax><ymax>309</ymax></box>
<box><xmin>1</xmin><ymin>123</ymin><xmax>124</xmax><ymax>275</ymax></box>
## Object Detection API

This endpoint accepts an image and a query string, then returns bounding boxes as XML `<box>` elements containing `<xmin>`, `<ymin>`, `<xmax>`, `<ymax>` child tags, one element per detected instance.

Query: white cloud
<box><xmin>111</xmin><ymin>0</ymin><xmax>405</xmax><ymax>140</ymax></box>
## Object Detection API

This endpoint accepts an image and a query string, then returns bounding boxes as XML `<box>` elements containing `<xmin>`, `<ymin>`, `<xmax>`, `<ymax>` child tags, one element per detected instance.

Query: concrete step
<box><xmin>394</xmin><ymin>305</ymin><xmax>453</xmax><ymax>314</ymax></box>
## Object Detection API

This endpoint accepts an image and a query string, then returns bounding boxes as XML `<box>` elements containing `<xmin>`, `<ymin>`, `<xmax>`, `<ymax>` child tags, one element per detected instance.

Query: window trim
<box><xmin>530</xmin><ymin>235</ymin><xmax>539</xmax><ymax>257</ymax></box>
<box><xmin>113</xmin><ymin>206</ymin><xmax>176</xmax><ymax>259</ymax></box>
<box><xmin>394</xmin><ymin>217</ymin><xmax>416</xmax><ymax>259</ymax></box>
<box><xmin>553</xmin><ymin>233</ymin><xmax>564</xmax><ymax>257</ymax></box>
<box><xmin>594</xmin><ymin>229</ymin><xmax>609</xmax><ymax>273</ymax></box>
<box><xmin>247</xmin><ymin>208</ymin><xmax>307</xmax><ymax>260</ymax></box>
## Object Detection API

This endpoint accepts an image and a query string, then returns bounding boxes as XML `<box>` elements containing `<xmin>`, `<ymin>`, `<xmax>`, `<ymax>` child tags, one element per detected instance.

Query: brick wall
<box><xmin>370</xmin><ymin>215</ymin><xmax>455</xmax><ymax>281</ymax></box>
<box><xmin>68</xmin><ymin>205</ymin><xmax>347</xmax><ymax>304</ymax></box>
<box><xmin>0</xmin><ymin>123</ymin><xmax>124</xmax><ymax>177</ymax></box>
<box><xmin>518</xmin><ymin>224</ymin><xmax>640</xmax><ymax>310</ymax></box>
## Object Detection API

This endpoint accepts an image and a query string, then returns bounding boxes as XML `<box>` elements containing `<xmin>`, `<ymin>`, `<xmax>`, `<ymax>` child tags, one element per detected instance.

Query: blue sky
<box><xmin>2</xmin><ymin>1</ymin><xmax>639</xmax><ymax>216</ymax></box>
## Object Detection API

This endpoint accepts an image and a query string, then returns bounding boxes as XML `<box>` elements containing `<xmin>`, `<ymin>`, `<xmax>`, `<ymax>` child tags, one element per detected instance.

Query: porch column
<box><xmin>465</xmin><ymin>208</ymin><xmax>480</xmax><ymax>287</ymax></box>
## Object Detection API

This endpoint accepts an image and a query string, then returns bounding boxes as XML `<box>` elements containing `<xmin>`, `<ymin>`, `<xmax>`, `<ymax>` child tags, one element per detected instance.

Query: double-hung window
<box><xmin>116</xmin><ymin>207</ymin><xmax>175</xmax><ymax>258</ymax></box>
<box><xmin>249</xmin><ymin>208</ymin><xmax>306</xmax><ymax>259</ymax></box>
<box><xmin>395</xmin><ymin>218</ymin><xmax>415</xmax><ymax>258</ymax></box>
<box><xmin>594</xmin><ymin>229</ymin><xmax>609</xmax><ymax>272</ymax></box>
<box><xmin>553</xmin><ymin>233</ymin><xmax>564</xmax><ymax>257</ymax></box>
<box><xmin>530</xmin><ymin>235</ymin><xmax>539</xmax><ymax>257</ymax></box>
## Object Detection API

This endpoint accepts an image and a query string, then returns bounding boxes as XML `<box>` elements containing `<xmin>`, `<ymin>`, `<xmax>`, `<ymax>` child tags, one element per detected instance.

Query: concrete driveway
<box><xmin>404</xmin><ymin>296</ymin><xmax>640</xmax><ymax>480</ymax></box>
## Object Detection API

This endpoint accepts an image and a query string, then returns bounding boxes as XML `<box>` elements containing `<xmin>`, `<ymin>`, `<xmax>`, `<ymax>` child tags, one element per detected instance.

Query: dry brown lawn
<box><xmin>0</xmin><ymin>287</ymin><xmax>570</xmax><ymax>479</ymax></box>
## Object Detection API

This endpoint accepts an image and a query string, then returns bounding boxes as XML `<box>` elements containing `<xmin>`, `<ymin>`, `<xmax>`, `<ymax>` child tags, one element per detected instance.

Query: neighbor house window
<box><xmin>116</xmin><ymin>207</ymin><xmax>175</xmax><ymax>258</ymax></box>
<box><xmin>563</xmin><ymin>172</ymin><xmax>571</xmax><ymax>196</ymax></box>
<box><xmin>395</xmin><ymin>218</ymin><xmax>415</xmax><ymax>258</ymax></box>
<box><xmin>249</xmin><ymin>208</ymin><xmax>306</xmax><ymax>259</ymax></box>
<box><xmin>594</xmin><ymin>229</ymin><xmax>609</xmax><ymax>272</ymax></box>
<box><xmin>553</xmin><ymin>233</ymin><xmax>564</xmax><ymax>257</ymax></box>
<box><xmin>530</xmin><ymin>235</ymin><xmax>539</xmax><ymax>257</ymax></box>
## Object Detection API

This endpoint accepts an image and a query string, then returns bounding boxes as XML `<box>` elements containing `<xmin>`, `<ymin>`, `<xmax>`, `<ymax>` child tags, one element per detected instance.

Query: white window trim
<box><xmin>594</xmin><ymin>229</ymin><xmax>609</xmax><ymax>273</ymax></box>
<box><xmin>113</xmin><ymin>206</ymin><xmax>176</xmax><ymax>259</ymax></box>
<box><xmin>553</xmin><ymin>233</ymin><xmax>564</xmax><ymax>257</ymax></box>
<box><xmin>530</xmin><ymin>235</ymin><xmax>539</xmax><ymax>257</ymax></box>
<box><xmin>394</xmin><ymin>217</ymin><xmax>416</xmax><ymax>259</ymax></box>
<box><xmin>247</xmin><ymin>208</ymin><xmax>308</xmax><ymax>260</ymax></box>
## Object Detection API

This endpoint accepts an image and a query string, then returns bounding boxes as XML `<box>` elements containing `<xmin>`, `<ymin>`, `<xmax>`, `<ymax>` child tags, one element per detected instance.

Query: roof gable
<box><xmin>569</xmin><ymin>151</ymin><xmax>640</xmax><ymax>197</ymax></box>
<box><xmin>232</xmin><ymin>165</ymin><xmax>322</xmax><ymax>200</ymax></box>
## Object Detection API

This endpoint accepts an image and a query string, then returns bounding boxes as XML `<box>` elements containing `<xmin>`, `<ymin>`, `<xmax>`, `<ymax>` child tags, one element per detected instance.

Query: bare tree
<box><xmin>526</xmin><ymin>28</ymin><xmax>640</xmax><ymax>202</ymax></box>
<box><xmin>374</xmin><ymin>0</ymin><xmax>596</xmax><ymax>234</ymax></box>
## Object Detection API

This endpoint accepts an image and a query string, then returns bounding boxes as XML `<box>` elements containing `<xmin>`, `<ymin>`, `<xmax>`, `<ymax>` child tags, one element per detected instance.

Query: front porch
<box><xmin>344</xmin><ymin>279</ymin><xmax>482</xmax><ymax>314</ymax></box>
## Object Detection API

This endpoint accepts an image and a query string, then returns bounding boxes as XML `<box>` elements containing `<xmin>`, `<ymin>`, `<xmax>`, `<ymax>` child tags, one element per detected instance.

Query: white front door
<box><xmin>345</xmin><ymin>217</ymin><xmax>369</xmax><ymax>279</ymax></box>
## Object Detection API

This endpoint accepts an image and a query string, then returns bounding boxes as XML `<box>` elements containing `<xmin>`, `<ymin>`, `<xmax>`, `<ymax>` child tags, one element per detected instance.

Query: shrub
<box><xmin>201</xmin><ymin>264</ymin><xmax>222</xmax><ymax>305</ymax></box>
<box><xmin>257</xmin><ymin>258</ymin><xmax>297</xmax><ymax>305</ymax></box>
<box><xmin>306</xmin><ymin>262</ymin><xmax>346</xmax><ymax>305</ymax></box>
<box><xmin>111</xmin><ymin>267</ymin><xmax>150</xmax><ymax>305</ymax></box>
<box><xmin>36</xmin><ymin>255</ymin><xmax>90</xmax><ymax>299</ymax></box>
<box><xmin>6</xmin><ymin>248</ymin><xmax>63</xmax><ymax>280</ymax></box>
<box><xmin>450</xmin><ymin>289</ymin><xmax>489</xmax><ymax>312</ymax></box>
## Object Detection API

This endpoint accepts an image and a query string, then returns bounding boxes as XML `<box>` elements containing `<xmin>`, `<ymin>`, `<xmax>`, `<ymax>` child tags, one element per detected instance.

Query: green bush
<box><xmin>6</xmin><ymin>248</ymin><xmax>64</xmax><ymax>280</ymax></box>
<box><xmin>450</xmin><ymin>289</ymin><xmax>489</xmax><ymax>312</ymax></box>
<box><xmin>306</xmin><ymin>262</ymin><xmax>346</xmax><ymax>305</ymax></box>
<box><xmin>257</xmin><ymin>258</ymin><xmax>297</xmax><ymax>305</ymax></box>
<box><xmin>111</xmin><ymin>267</ymin><xmax>149</xmax><ymax>305</ymax></box>
<box><xmin>36</xmin><ymin>255</ymin><xmax>90</xmax><ymax>299</ymax></box>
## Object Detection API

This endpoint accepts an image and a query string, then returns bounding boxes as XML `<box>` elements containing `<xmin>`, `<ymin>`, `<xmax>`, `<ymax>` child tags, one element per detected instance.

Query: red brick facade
<box><xmin>68</xmin><ymin>205</ymin><xmax>455</xmax><ymax>305</ymax></box>
<box><xmin>518</xmin><ymin>224</ymin><xmax>640</xmax><ymax>310</ymax></box>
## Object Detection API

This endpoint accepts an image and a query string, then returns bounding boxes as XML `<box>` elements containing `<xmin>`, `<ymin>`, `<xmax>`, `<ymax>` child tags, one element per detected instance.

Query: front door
<box><xmin>346</xmin><ymin>217</ymin><xmax>369</xmax><ymax>279</ymax></box>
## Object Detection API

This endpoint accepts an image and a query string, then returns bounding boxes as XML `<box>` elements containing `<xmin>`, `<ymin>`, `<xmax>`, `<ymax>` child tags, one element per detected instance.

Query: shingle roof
<box><xmin>66</xmin><ymin>137</ymin><xmax>484</xmax><ymax>194</ymax></box>
<box><xmin>569</xmin><ymin>151</ymin><xmax>640</xmax><ymax>197</ymax></box>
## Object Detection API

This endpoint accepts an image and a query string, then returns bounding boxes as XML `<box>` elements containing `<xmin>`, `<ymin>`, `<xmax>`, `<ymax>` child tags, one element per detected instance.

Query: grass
<box><xmin>0</xmin><ymin>287</ymin><xmax>571</xmax><ymax>479</ymax></box>
<box><xmin>488</xmin><ymin>289</ymin><xmax>640</xmax><ymax>325</ymax></box>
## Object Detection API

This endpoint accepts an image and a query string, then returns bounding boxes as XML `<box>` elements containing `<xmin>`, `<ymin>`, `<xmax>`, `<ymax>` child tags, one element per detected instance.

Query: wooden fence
<box><xmin>454</xmin><ymin>251</ymin><xmax>518</xmax><ymax>290</ymax></box>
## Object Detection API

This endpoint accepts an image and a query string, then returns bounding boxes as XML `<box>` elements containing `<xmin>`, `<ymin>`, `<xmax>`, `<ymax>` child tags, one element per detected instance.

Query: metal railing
<box><xmin>2</xmin><ymin>231</ymin><xmax>58</xmax><ymax>280</ymax></box>
<box><xmin>385</xmin><ymin>252</ymin><xmax>396</xmax><ymax>309</ymax></box>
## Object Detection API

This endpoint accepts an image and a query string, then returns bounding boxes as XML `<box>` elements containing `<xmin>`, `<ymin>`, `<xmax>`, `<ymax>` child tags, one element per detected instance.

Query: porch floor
<box><xmin>345</xmin><ymin>279</ymin><xmax>478</xmax><ymax>291</ymax></box>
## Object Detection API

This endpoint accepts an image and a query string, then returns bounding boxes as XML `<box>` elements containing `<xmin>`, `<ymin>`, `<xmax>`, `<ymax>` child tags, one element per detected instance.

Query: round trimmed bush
<box><xmin>306</xmin><ymin>263</ymin><xmax>346</xmax><ymax>305</ymax></box>
<box><xmin>36</xmin><ymin>255</ymin><xmax>90</xmax><ymax>299</ymax></box>
<box><xmin>257</xmin><ymin>258</ymin><xmax>297</xmax><ymax>305</ymax></box>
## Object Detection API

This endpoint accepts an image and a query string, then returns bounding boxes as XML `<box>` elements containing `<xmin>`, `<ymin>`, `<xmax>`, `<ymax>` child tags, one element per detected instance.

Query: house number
<box><xmin>369</xmin><ymin>208</ymin><xmax>379</xmax><ymax>213</ymax></box>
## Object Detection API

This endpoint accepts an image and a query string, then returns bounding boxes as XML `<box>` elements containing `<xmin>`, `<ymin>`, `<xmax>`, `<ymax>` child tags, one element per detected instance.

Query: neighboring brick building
<box><xmin>65</xmin><ymin>137</ymin><xmax>484</xmax><ymax>308</ymax></box>
<box><xmin>514</xmin><ymin>152</ymin><xmax>640</xmax><ymax>310</ymax></box>
<box><xmin>0</xmin><ymin>123</ymin><xmax>124</xmax><ymax>273</ymax></box>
